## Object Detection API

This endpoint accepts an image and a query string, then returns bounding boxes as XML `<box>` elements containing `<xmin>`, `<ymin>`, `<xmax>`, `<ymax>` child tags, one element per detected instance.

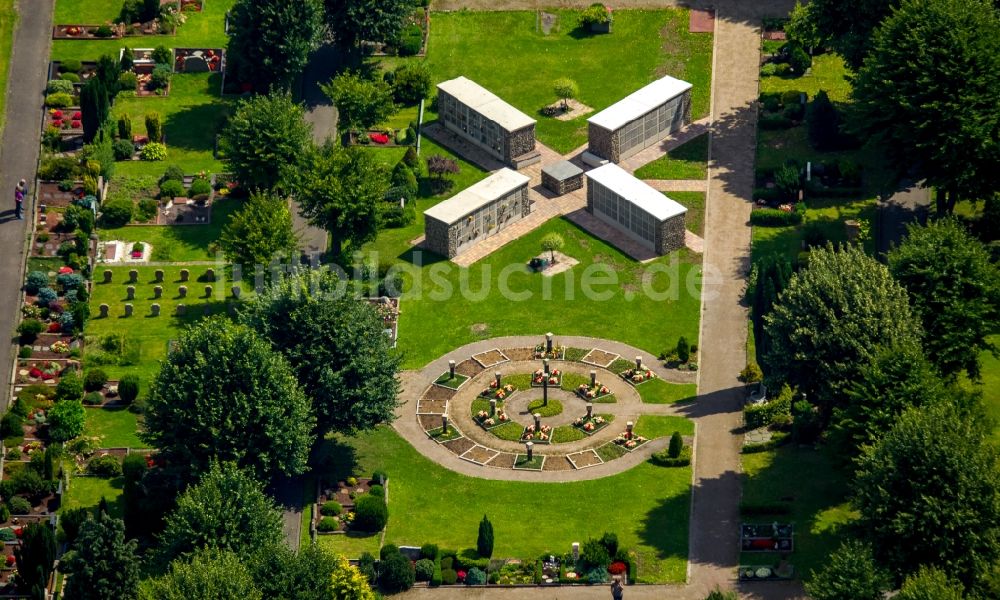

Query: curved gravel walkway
<box><xmin>393</xmin><ymin>335</ymin><xmax>696</xmax><ymax>482</ymax></box>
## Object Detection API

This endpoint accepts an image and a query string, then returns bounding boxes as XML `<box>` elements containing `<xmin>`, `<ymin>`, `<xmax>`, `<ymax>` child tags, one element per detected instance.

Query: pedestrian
<box><xmin>611</xmin><ymin>575</ymin><xmax>624</xmax><ymax>600</ymax></box>
<box><xmin>14</xmin><ymin>179</ymin><xmax>26</xmax><ymax>220</ymax></box>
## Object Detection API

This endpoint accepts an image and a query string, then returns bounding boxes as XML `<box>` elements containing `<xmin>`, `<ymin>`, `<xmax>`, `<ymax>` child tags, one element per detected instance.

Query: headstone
<box><xmin>489</xmin><ymin>398</ymin><xmax>497</xmax><ymax>416</ymax></box>
<box><xmin>494</xmin><ymin>371</ymin><xmax>502</xmax><ymax>388</ymax></box>
<box><xmin>204</xmin><ymin>268</ymin><xmax>215</xmax><ymax>282</ymax></box>
<box><xmin>635</xmin><ymin>356</ymin><xmax>642</xmax><ymax>371</ymax></box>
<box><xmin>153</xmin><ymin>285</ymin><xmax>162</xmax><ymax>299</ymax></box>
<box><xmin>102</xmin><ymin>270</ymin><xmax>112</xmax><ymax>283</ymax></box>
<box><xmin>586</xmin><ymin>403</ymin><xmax>593</xmax><ymax>419</ymax></box>
<box><xmin>526</xmin><ymin>441</ymin><xmax>534</xmax><ymax>460</ymax></box>
<box><xmin>154</xmin><ymin>269</ymin><xmax>164</xmax><ymax>283</ymax></box>
<box><xmin>98</xmin><ymin>304</ymin><xmax>109</xmax><ymax>318</ymax></box>
<box><xmin>231</xmin><ymin>286</ymin><xmax>240</xmax><ymax>299</ymax></box>
<box><xmin>128</xmin><ymin>269</ymin><xmax>138</xmax><ymax>283</ymax></box>
<box><xmin>123</xmin><ymin>303</ymin><xmax>133</xmax><ymax>317</ymax></box>
<box><xmin>590</xmin><ymin>370</ymin><xmax>597</xmax><ymax>387</ymax></box>
<box><xmin>543</xmin><ymin>358</ymin><xmax>549</xmax><ymax>374</ymax></box>
<box><xmin>204</xmin><ymin>285</ymin><xmax>212</xmax><ymax>298</ymax></box>
<box><xmin>176</xmin><ymin>304</ymin><xmax>186</xmax><ymax>316</ymax></box>
<box><xmin>178</xmin><ymin>285</ymin><xmax>187</xmax><ymax>298</ymax></box>
<box><xmin>150</xmin><ymin>303</ymin><xmax>160</xmax><ymax>317</ymax></box>
<box><xmin>572</xmin><ymin>542</ymin><xmax>580</xmax><ymax>562</ymax></box>
<box><xmin>179</xmin><ymin>268</ymin><xmax>189</xmax><ymax>282</ymax></box>
<box><xmin>626</xmin><ymin>421</ymin><xmax>634</xmax><ymax>439</ymax></box>
<box><xmin>533</xmin><ymin>413</ymin><xmax>541</xmax><ymax>430</ymax></box>
<box><xmin>546</xmin><ymin>332</ymin><xmax>553</xmax><ymax>353</ymax></box>
<box><xmin>448</xmin><ymin>360</ymin><xmax>456</xmax><ymax>379</ymax></box>
<box><xmin>182</xmin><ymin>55</ymin><xmax>210</xmax><ymax>73</ymax></box>
<box><xmin>441</xmin><ymin>414</ymin><xmax>449</xmax><ymax>433</ymax></box>
<box><xmin>126</xmin><ymin>285</ymin><xmax>135</xmax><ymax>300</ymax></box>
<box><xmin>542</xmin><ymin>374</ymin><xmax>548</xmax><ymax>405</ymax></box>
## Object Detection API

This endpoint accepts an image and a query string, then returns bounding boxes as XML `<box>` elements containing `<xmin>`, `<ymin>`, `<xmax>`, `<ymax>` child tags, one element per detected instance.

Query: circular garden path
<box><xmin>394</xmin><ymin>335</ymin><xmax>698</xmax><ymax>482</ymax></box>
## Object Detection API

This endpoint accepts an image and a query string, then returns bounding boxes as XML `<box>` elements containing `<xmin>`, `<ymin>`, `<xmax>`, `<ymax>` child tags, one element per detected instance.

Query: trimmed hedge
<box><xmin>750</xmin><ymin>203</ymin><xmax>806</xmax><ymax>226</ymax></box>
<box><xmin>651</xmin><ymin>446</ymin><xmax>692</xmax><ymax>467</ymax></box>
<box><xmin>742</xmin><ymin>431</ymin><xmax>791</xmax><ymax>454</ymax></box>
<box><xmin>743</xmin><ymin>385</ymin><xmax>793</xmax><ymax>429</ymax></box>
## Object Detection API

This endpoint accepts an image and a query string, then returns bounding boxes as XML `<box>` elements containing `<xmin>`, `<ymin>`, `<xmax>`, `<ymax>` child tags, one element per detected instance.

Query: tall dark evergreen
<box><xmin>750</xmin><ymin>256</ymin><xmax>793</xmax><ymax>364</ymax></box>
<box><xmin>62</xmin><ymin>513</ymin><xmax>139</xmax><ymax>600</ymax></box>
<box><xmin>477</xmin><ymin>515</ymin><xmax>494</xmax><ymax>558</ymax></box>
<box><xmin>80</xmin><ymin>78</ymin><xmax>109</xmax><ymax>143</ymax></box>
<box><xmin>14</xmin><ymin>523</ymin><xmax>57</xmax><ymax>597</ymax></box>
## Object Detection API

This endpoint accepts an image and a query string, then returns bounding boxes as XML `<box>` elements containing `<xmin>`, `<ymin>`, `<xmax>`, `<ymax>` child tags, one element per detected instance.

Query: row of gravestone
<box><xmin>98</xmin><ymin>302</ymin><xmax>238</xmax><ymax>318</ymax></box>
<box><xmin>102</xmin><ymin>268</ymin><xmax>216</xmax><ymax>284</ymax></box>
<box><xmin>123</xmin><ymin>285</ymin><xmax>241</xmax><ymax>300</ymax></box>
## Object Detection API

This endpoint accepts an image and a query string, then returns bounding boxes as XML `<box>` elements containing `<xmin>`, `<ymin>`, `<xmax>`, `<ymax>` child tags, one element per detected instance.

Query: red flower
<box><xmin>47</xmin><ymin>322</ymin><xmax>61</xmax><ymax>333</ymax></box>
<box><xmin>52</xmin><ymin>119</ymin><xmax>63</xmax><ymax>128</ymax></box>
<box><xmin>29</xmin><ymin>367</ymin><xmax>42</xmax><ymax>378</ymax></box>
<box><xmin>52</xmin><ymin>110</ymin><xmax>63</xmax><ymax>119</ymax></box>
<box><xmin>72</xmin><ymin>111</ymin><xmax>81</xmax><ymax>120</ymax></box>
<box><xmin>14</xmin><ymin>528</ymin><xmax>22</xmax><ymax>538</ymax></box>
<box><xmin>71</xmin><ymin>120</ymin><xmax>81</xmax><ymax>128</ymax></box>
<box><xmin>4</xmin><ymin>555</ymin><xmax>14</xmax><ymax>566</ymax></box>
<box><xmin>58</xmin><ymin>266</ymin><xmax>74</xmax><ymax>274</ymax></box>
<box><xmin>369</xmin><ymin>132</ymin><xmax>390</xmax><ymax>144</ymax></box>
<box><xmin>609</xmin><ymin>561</ymin><xmax>627</xmax><ymax>575</ymax></box>
<box><xmin>41</xmin><ymin>373</ymin><xmax>53</xmax><ymax>380</ymax></box>
<box><xmin>456</xmin><ymin>570</ymin><xmax>466</xmax><ymax>582</ymax></box>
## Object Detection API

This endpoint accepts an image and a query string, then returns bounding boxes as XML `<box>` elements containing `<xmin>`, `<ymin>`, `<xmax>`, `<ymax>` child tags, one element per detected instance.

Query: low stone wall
<box><xmin>655</xmin><ymin>213</ymin><xmax>687</xmax><ymax>254</ymax></box>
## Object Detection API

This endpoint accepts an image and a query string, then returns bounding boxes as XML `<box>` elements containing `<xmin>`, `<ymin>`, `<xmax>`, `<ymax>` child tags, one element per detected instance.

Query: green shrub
<box><xmin>477</xmin><ymin>515</ymin><xmax>494</xmax><ymax>558</ymax></box>
<box><xmin>368</xmin><ymin>484</ymin><xmax>384</xmax><ymax>498</ymax></box>
<box><xmin>739</xmin><ymin>363</ymin><xmax>763</xmax><ymax>383</ymax></box>
<box><xmin>151</xmin><ymin>45</ymin><xmax>172</xmax><ymax>64</ymax></box>
<box><xmin>421</xmin><ymin>543</ymin><xmax>439</xmax><ymax>559</ymax></box>
<box><xmin>316</xmin><ymin>516</ymin><xmax>338</xmax><ymax>532</ymax></box>
<box><xmin>83</xmin><ymin>392</ymin><xmax>104</xmax><ymax>405</ymax></box>
<box><xmin>161</xmin><ymin>164</ymin><xmax>184</xmax><ymax>183</ymax></box>
<box><xmin>783</xmin><ymin>102</ymin><xmax>804</xmax><ymax>121</ymax></box>
<box><xmin>392</xmin><ymin>62</ymin><xmax>431</xmax><ymax>105</ymax></box>
<box><xmin>320</xmin><ymin>500</ymin><xmax>342</xmax><ymax>516</ymax></box>
<box><xmin>56</xmin><ymin>372</ymin><xmax>84</xmax><ymax>401</ymax></box>
<box><xmin>88</xmin><ymin>453</ymin><xmax>122</xmax><ymax>477</ymax></box>
<box><xmin>749</xmin><ymin>203</ymin><xmax>806</xmax><ymax>226</ymax></box>
<box><xmin>580</xmin><ymin>3</ymin><xmax>612</xmax><ymax>27</ymax></box>
<box><xmin>113</xmin><ymin>139</ymin><xmax>134</xmax><ymax>160</ymax></box>
<box><xmin>780</xmin><ymin>90</ymin><xmax>804</xmax><ymax>106</ymax></box>
<box><xmin>382</xmin><ymin>203</ymin><xmax>416</xmax><ymax>228</ymax></box>
<box><xmin>59</xmin><ymin>59</ymin><xmax>82</xmax><ymax>73</ymax></box>
<box><xmin>398</xmin><ymin>24</ymin><xmax>423</xmax><ymax>56</ymax></box>
<box><xmin>380</xmin><ymin>551</ymin><xmax>415</xmax><ymax>593</ymax></box>
<box><xmin>466</xmin><ymin>567</ymin><xmax>486</xmax><ymax>585</ymax></box>
<box><xmin>0</xmin><ymin>412</ymin><xmax>25</xmax><ymax>438</ymax></box>
<box><xmin>83</xmin><ymin>369</ymin><xmax>107</xmax><ymax>392</ymax></box>
<box><xmin>586</xmin><ymin>566</ymin><xmax>608</xmax><ymax>584</ymax></box>
<box><xmin>47</xmin><ymin>79</ymin><xmax>75</xmax><ymax>95</ymax></box>
<box><xmin>18</xmin><ymin>347</ymin><xmax>33</xmax><ymax>359</ymax></box>
<box><xmin>676</xmin><ymin>336</ymin><xmax>690</xmax><ymax>363</ymax></box>
<box><xmin>651</xmin><ymin>445</ymin><xmax>692</xmax><ymax>466</ymax></box>
<box><xmin>441</xmin><ymin>569</ymin><xmax>458</xmax><ymax>585</ymax></box>
<box><xmin>159</xmin><ymin>179</ymin><xmax>184</xmax><ymax>198</ymax></box>
<box><xmin>136</xmin><ymin>198</ymin><xmax>158</xmax><ymax>222</ymax></box>
<box><xmin>117</xmin><ymin>374</ymin><xmax>139</xmax><ymax>404</ymax></box>
<box><xmin>414</xmin><ymin>558</ymin><xmax>435</xmax><ymax>581</ymax></box>
<box><xmin>402</xmin><ymin>147</ymin><xmax>420</xmax><ymax>172</ymax></box>
<box><xmin>8</xmin><ymin>496</ymin><xmax>31</xmax><ymax>515</ymax></box>
<box><xmin>787</xmin><ymin>44</ymin><xmax>811</xmax><ymax>74</ymax></box>
<box><xmin>580</xmin><ymin>538</ymin><xmax>611</xmax><ymax>570</ymax></box>
<box><xmin>150</xmin><ymin>64</ymin><xmax>171</xmax><ymax>90</ymax></box>
<box><xmin>100</xmin><ymin>198</ymin><xmax>133</xmax><ymax>227</ymax></box>
<box><xmin>357</xmin><ymin>552</ymin><xmax>377</xmax><ymax>584</ymax></box>
<box><xmin>440</xmin><ymin>556</ymin><xmax>454</xmax><ymax>571</ymax></box>
<box><xmin>759</xmin><ymin>113</ymin><xmax>794</xmax><ymax>129</ymax></box>
<box><xmin>188</xmin><ymin>177</ymin><xmax>212</xmax><ymax>197</ymax></box>
<box><xmin>145</xmin><ymin>113</ymin><xmax>162</xmax><ymax>142</ymax></box>
<box><xmin>140</xmin><ymin>142</ymin><xmax>166</xmax><ymax>161</ymax></box>
<box><xmin>743</xmin><ymin>384</ymin><xmax>793</xmax><ymax>429</ymax></box>
<box><xmin>371</xmin><ymin>469</ymin><xmax>388</xmax><ymax>483</ymax></box>
<box><xmin>25</xmin><ymin>271</ymin><xmax>49</xmax><ymax>295</ymax></box>
<box><xmin>456</xmin><ymin>548</ymin><xmax>489</xmax><ymax>571</ymax></box>
<box><xmin>94</xmin><ymin>25</ymin><xmax>114</xmax><ymax>38</ymax></box>
<box><xmin>0</xmin><ymin>504</ymin><xmax>9</xmax><ymax>523</ymax></box>
<box><xmin>668</xmin><ymin>431</ymin><xmax>683</xmax><ymax>458</ymax></box>
<box><xmin>60</xmin><ymin>72</ymin><xmax>81</xmax><ymax>83</ymax></box>
<box><xmin>742</xmin><ymin>431</ymin><xmax>791</xmax><ymax>453</ymax></box>
<box><xmin>118</xmin><ymin>71</ymin><xmax>138</xmax><ymax>92</ymax></box>
<box><xmin>352</xmin><ymin>495</ymin><xmax>388</xmax><ymax>532</ymax></box>
<box><xmin>391</xmin><ymin>160</ymin><xmax>418</xmax><ymax>198</ymax></box>
<box><xmin>600</xmin><ymin>532</ymin><xmax>619</xmax><ymax>556</ymax></box>
<box><xmin>46</xmin><ymin>93</ymin><xmax>74</xmax><ymax>108</ymax></box>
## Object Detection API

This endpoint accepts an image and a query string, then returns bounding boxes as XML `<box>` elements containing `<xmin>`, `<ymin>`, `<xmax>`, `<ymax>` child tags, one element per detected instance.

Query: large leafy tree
<box><xmin>851</xmin><ymin>0</ymin><xmax>1000</xmax><ymax>214</ymax></box>
<box><xmin>48</xmin><ymin>399</ymin><xmax>86</xmax><ymax>442</ymax></box>
<box><xmin>239</xmin><ymin>268</ymin><xmax>401</xmax><ymax>436</ymax></box>
<box><xmin>804</xmin><ymin>539</ymin><xmax>891</xmax><ymax>600</ymax></box>
<box><xmin>829</xmin><ymin>344</ymin><xmax>941</xmax><ymax>458</ymax></box>
<box><xmin>220</xmin><ymin>92</ymin><xmax>312</xmax><ymax>192</ymax></box>
<box><xmin>295</xmin><ymin>144</ymin><xmax>389</xmax><ymax>257</ymax></box>
<box><xmin>227</xmin><ymin>0</ymin><xmax>324</xmax><ymax>92</ymax></box>
<box><xmin>888</xmin><ymin>219</ymin><xmax>1000</xmax><ymax>379</ymax></box>
<box><xmin>326</xmin><ymin>0</ymin><xmax>411</xmax><ymax>48</ymax></box>
<box><xmin>896</xmin><ymin>566</ymin><xmax>965</xmax><ymax>600</ymax></box>
<box><xmin>794</xmin><ymin>0</ymin><xmax>898</xmax><ymax>67</ymax></box>
<box><xmin>159</xmin><ymin>462</ymin><xmax>283</xmax><ymax>563</ymax></box>
<box><xmin>219</xmin><ymin>191</ymin><xmax>298</xmax><ymax>269</ymax></box>
<box><xmin>143</xmin><ymin>317</ymin><xmax>314</xmax><ymax>481</ymax></box>
<box><xmin>853</xmin><ymin>402</ymin><xmax>1000</xmax><ymax>587</ymax></box>
<box><xmin>320</xmin><ymin>71</ymin><xmax>396</xmax><ymax>133</ymax></box>
<box><xmin>250</xmin><ymin>544</ymin><xmax>358</xmax><ymax>600</ymax></box>
<box><xmin>763</xmin><ymin>244</ymin><xmax>921</xmax><ymax>414</ymax></box>
<box><xmin>140</xmin><ymin>550</ymin><xmax>262</xmax><ymax>600</ymax></box>
<box><xmin>62</xmin><ymin>513</ymin><xmax>139</xmax><ymax>600</ymax></box>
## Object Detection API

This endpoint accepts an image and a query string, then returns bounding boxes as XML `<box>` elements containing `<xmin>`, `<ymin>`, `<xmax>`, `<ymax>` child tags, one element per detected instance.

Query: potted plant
<box><xmin>580</xmin><ymin>3</ymin><xmax>613</xmax><ymax>33</ymax></box>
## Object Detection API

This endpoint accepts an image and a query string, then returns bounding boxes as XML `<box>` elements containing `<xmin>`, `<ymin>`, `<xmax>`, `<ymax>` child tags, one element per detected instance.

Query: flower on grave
<box><xmin>71</xmin><ymin>120</ymin><xmax>81</xmax><ymax>128</ymax></box>
<box><xmin>595</xmin><ymin>416</ymin><xmax>605</xmax><ymax>424</ymax></box>
<box><xmin>534</xmin><ymin>369</ymin><xmax>544</xmax><ymax>377</ymax></box>
<box><xmin>574</xmin><ymin>417</ymin><xmax>583</xmax><ymax>426</ymax></box>
<box><xmin>477</xmin><ymin>410</ymin><xmax>487</xmax><ymax>419</ymax></box>
<box><xmin>485</xmin><ymin>418</ymin><xmax>495</xmax><ymax>426</ymax></box>
<box><xmin>548</xmin><ymin>376</ymin><xmax>558</xmax><ymax>384</ymax></box>
<box><xmin>584</xmin><ymin>422</ymin><xmax>594</xmax><ymax>432</ymax></box>
<box><xmin>51</xmin><ymin>110</ymin><xmax>63</xmax><ymax>119</ymax></box>
<box><xmin>504</xmin><ymin>384</ymin><xmax>514</xmax><ymax>393</ymax></box>
<box><xmin>498</xmin><ymin>412</ymin><xmax>508</xmax><ymax>421</ymax></box>
<box><xmin>552</xmin><ymin>369</ymin><xmax>560</xmax><ymax>376</ymax></box>
<box><xmin>29</xmin><ymin>367</ymin><xmax>42</xmax><ymax>379</ymax></box>
<box><xmin>72</xmin><ymin>111</ymin><xmax>81</xmax><ymax>120</ymax></box>
<box><xmin>4</xmin><ymin>555</ymin><xmax>14</xmax><ymax>566</ymax></box>
<box><xmin>586</xmin><ymin>390</ymin><xmax>595</xmax><ymax>398</ymax></box>
<box><xmin>51</xmin><ymin>341</ymin><xmax>69</xmax><ymax>354</ymax></box>
<box><xmin>636</xmin><ymin>436</ymin><xmax>646</xmax><ymax>443</ymax></box>
<box><xmin>646</xmin><ymin>370</ymin><xmax>654</xmax><ymax>378</ymax></box>
<box><xmin>52</xmin><ymin>120</ymin><xmax>63</xmax><ymax>128</ymax></box>
<box><xmin>526</xmin><ymin>425</ymin><xmax>535</xmax><ymax>433</ymax></box>
<box><xmin>13</xmin><ymin>528</ymin><xmax>22</xmax><ymax>538</ymax></box>
<box><xmin>490</xmin><ymin>380</ymin><xmax>498</xmax><ymax>388</ymax></box>
<box><xmin>534</xmin><ymin>374</ymin><xmax>543</xmax><ymax>384</ymax></box>
<box><xmin>538</xmin><ymin>433</ymin><xmax>548</xmax><ymax>440</ymax></box>
<box><xmin>578</xmin><ymin>384</ymin><xmax>587</xmax><ymax>391</ymax></box>
<box><xmin>457</xmin><ymin>570</ymin><xmax>466</xmax><ymax>582</ymax></box>
<box><xmin>600</xmin><ymin>386</ymin><xmax>610</xmax><ymax>394</ymax></box>
<box><xmin>541</xmin><ymin>425</ymin><xmax>550</xmax><ymax>433</ymax></box>
<box><xmin>632</xmin><ymin>373</ymin><xmax>643</xmax><ymax>382</ymax></box>
<box><xmin>47</xmin><ymin>322</ymin><xmax>61</xmax><ymax>333</ymax></box>
<box><xmin>626</xmin><ymin>440</ymin><xmax>636</xmax><ymax>449</ymax></box>
<box><xmin>496</xmin><ymin>391</ymin><xmax>505</xmax><ymax>400</ymax></box>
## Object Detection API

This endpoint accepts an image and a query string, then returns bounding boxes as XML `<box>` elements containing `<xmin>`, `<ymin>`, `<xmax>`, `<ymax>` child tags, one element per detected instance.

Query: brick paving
<box><xmin>644</xmin><ymin>178</ymin><xmax>709</xmax><ymax>192</ymax></box>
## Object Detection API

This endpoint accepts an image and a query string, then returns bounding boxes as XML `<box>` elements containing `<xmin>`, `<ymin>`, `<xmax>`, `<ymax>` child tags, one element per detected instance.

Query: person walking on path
<box><xmin>611</xmin><ymin>576</ymin><xmax>624</xmax><ymax>600</ymax></box>
<box><xmin>13</xmin><ymin>179</ymin><xmax>26</xmax><ymax>220</ymax></box>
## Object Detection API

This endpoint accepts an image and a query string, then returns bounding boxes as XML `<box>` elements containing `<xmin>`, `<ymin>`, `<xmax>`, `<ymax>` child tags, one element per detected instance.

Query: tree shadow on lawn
<box><xmin>163</xmin><ymin>101</ymin><xmax>229</xmax><ymax>154</ymax></box>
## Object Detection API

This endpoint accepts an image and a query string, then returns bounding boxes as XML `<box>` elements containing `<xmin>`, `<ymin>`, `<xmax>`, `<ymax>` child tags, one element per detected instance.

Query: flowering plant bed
<box><xmin>533</xmin><ymin>343</ymin><xmax>565</xmax><ymax>359</ymax></box>
<box><xmin>572</xmin><ymin>414</ymin><xmax>610</xmax><ymax>435</ymax></box>
<box><xmin>45</xmin><ymin>109</ymin><xmax>83</xmax><ymax>133</ymax></box>
<box><xmin>427</xmin><ymin>425</ymin><xmax>463</xmax><ymax>443</ymax></box>
<box><xmin>621</xmin><ymin>368</ymin><xmax>657</xmax><ymax>385</ymax></box>
<box><xmin>17</xmin><ymin>359</ymin><xmax>73</xmax><ymax>383</ymax></box>
<box><xmin>52</xmin><ymin>24</ymin><xmax>124</xmax><ymax>40</ymax></box>
<box><xmin>531</xmin><ymin>368</ymin><xmax>561</xmax><ymax>387</ymax></box>
<box><xmin>473</xmin><ymin>409</ymin><xmax>511</xmax><ymax>430</ymax></box>
<box><xmin>346</xmin><ymin>130</ymin><xmax>413</xmax><ymax>147</ymax></box>
<box><xmin>479</xmin><ymin>383</ymin><xmax>515</xmax><ymax>401</ymax></box>
<box><xmin>173</xmin><ymin>48</ymin><xmax>223</xmax><ymax>73</ymax></box>
<box><xmin>738</xmin><ymin>564</ymin><xmax>795</xmax><ymax>581</ymax></box>
<box><xmin>521</xmin><ymin>424</ymin><xmax>552</xmax><ymax>443</ymax></box>
<box><xmin>576</xmin><ymin>382</ymin><xmax>613</xmax><ymax>401</ymax></box>
<box><xmin>740</xmin><ymin>523</ymin><xmax>794</xmax><ymax>552</ymax></box>
<box><xmin>613</xmin><ymin>432</ymin><xmax>648</xmax><ymax>451</ymax></box>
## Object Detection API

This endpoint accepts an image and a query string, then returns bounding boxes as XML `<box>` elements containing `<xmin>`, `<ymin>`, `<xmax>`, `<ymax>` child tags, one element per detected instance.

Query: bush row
<box><xmin>749</xmin><ymin>203</ymin><xmax>806</xmax><ymax>227</ymax></box>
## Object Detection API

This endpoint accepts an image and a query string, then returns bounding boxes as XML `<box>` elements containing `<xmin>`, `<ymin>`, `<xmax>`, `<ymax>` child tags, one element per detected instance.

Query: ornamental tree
<box><xmin>329</xmin><ymin>554</ymin><xmax>377</xmax><ymax>600</ymax></box>
<box><xmin>540</xmin><ymin>233</ymin><xmax>564</xmax><ymax>263</ymax></box>
<box><xmin>391</xmin><ymin>62</ymin><xmax>431</xmax><ymax>106</ymax></box>
<box><xmin>227</xmin><ymin>0</ymin><xmax>324</xmax><ymax>92</ymax></box>
<box><xmin>793</xmin><ymin>0</ymin><xmax>899</xmax><ymax>68</ymax></box>
<box><xmin>294</xmin><ymin>143</ymin><xmax>389</xmax><ymax>257</ymax></box>
<box><xmin>853</xmin><ymin>402</ymin><xmax>1000</xmax><ymax>587</ymax></box>
<box><xmin>325</xmin><ymin>0</ymin><xmax>412</xmax><ymax>48</ymax></box>
<box><xmin>158</xmin><ymin>462</ymin><xmax>283</xmax><ymax>563</ymax></box>
<box><xmin>219</xmin><ymin>191</ymin><xmax>298</xmax><ymax>270</ymax></box>
<box><xmin>80</xmin><ymin>78</ymin><xmax>109</xmax><ymax>143</ymax></box>
<box><xmin>888</xmin><ymin>219</ymin><xmax>1000</xmax><ymax>379</ymax></box>
<box><xmin>220</xmin><ymin>92</ymin><xmax>312</xmax><ymax>192</ymax></box>
<box><xmin>143</xmin><ymin>317</ymin><xmax>314</xmax><ymax>481</ymax></box>
<box><xmin>48</xmin><ymin>399</ymin><xmax>86</xmax><ymax>442</ymax></box>
<box><xmin>477</xmin><ymin>515</ymin><xmax>494</xmax><ymax>558</ymax></box>
<box><xmin>851</xmin><ymin>0</ymin><xmax>1000</xmax><ymax>213</ymax></box>
<box><xmin>553</xmin><ymin>78</ymin><xmax>579</xmax><ymax>110</ymax></box>
<box><xmin>62</xmin><ymin>513</ymin><xmax>140</xmax><ymax>600</ymax></box>
<box><xmin>320</xmin><ymin>71</ymin><xmax>396</xmax><ymax>133</ymax></box>
<box><xmin>140</xmin><ymin>550</ymin><xmax>262</xmax><ymax>600</ymax></box>
<box><xmin>804</xmin><ymin>539</ymin><xmax>891</xmax><ymax>600</ymax></box>
<box><xmin>896</xmin><ymin>566</ymin><xmax>964</xmax><ymax>600</ymax></box>
<box><xmin>763</xmin><ymin>244</ymin><xmax>921</xmax><ymax>413</ymax></box>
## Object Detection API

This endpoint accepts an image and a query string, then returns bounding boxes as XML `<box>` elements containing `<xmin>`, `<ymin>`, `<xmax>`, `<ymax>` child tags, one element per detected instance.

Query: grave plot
<box><xmin>173</xmin><ymin>48</ymin><xmax>223</xmax><ymax>74</ymax></box>
<box><xmin>473</xmin><ymin>348</ymin><xmax>509</xmax><ymax>368</ymax></box>
<box><xmin>567</xmin><ymin>449</ymin><xmax>603</xmax><ymax>469</ymax></box>
<box><xmin>582</xmin><ymin>348</ymin><xmax>620</xmax><ymax>368</ymax></box>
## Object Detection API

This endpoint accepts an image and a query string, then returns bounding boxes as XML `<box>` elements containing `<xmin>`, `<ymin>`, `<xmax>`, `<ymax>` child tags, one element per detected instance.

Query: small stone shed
<box><xmin>586</xmin><ymin>163</ymin><xmax>687</xmax><ymax>255</ymax></box>
<box><xmin>437</xmin><ymin>76</ymin><xmax>540</xmax><ymax>169</ymax></box>
<box><xmin>541</xmin><ymin>160</ymin><xmax>584</xmax><ymax>195</ymax></box>
<box><xmin>424</xmin><ymin>168</ymin><xmax>532</xmax><ymax>259</ymax></box>
<box><xmin>586</xmin><ymin>75</ymin><xmax>693</xmax><ymax>163</ymax></box>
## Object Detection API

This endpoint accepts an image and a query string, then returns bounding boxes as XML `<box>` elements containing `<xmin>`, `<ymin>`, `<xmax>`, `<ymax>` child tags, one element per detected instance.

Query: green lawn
<box><xmin>976</xmin><ymin>334</ymin><xmax>1000</xmax><ymax>443</ymax></box>
<box><xmin>85</xmin><ymin>265</ymin><xmax>253</xmax><ymax>384</ymax></box>
<box><xmin>637</xmin><ymin>379</ymin><xmax>698</xmax><ymax>404</ymax></box>
<box><xmin>0</xmin><ymin>0</ymin><xmax>17</xmax><ymax>135</ymax></box>
<box><xmin>741</xmin><ymin>446</ymin><xmax>856</xmax><ymax>579</ymax></box>
<box><xmin>98</xmin><ymin>197</ymin><xmax>241</xmax><ymax>261</ymax></box>
<box><xmin>670</xmin><ymin>191</ymin><xmax>705</xmax><ymax>237</ymax></box>
<box><xmin>634</xmin><ymin>134</ymin><xmax>709</xmax><ymax>180</ymax></box>
<box><xmin>395</xmin><ymin>217</ymin><xmax>702</xmax><ymax>369</ymax></box>
<box><xmin>633</xmin><ymin>415</ymin><xmax>694</xmax><ymax>438</ymax></box>
<box><xmin>61</xmin><ymin>475</ymin><xmax>125</xmax><ymax>518</ymax></box>
<box><xmin>413</xmin><ymin>9</ymin><xmax>712</xmax><ymax>153</ymax></box>
<box><xmin>52</xmin><ymin>0</ymin><xmax>235</xmax><ymax>61</ymax></box>
<box><xmin>83</xmin><ymin>406</ymin><xmax>144</xmax><ymax>448</ymax></box>
<box><xmin>761</xmin><ymin>53</ymin><xmax>853</xmax><ymax>103</ymax></box>
<box><xmin>752</xmin><ymin>196</ymin><xmax>878</xmax><ymax>264</ymax></box>
<box><xmin>316</xmin><ymin>427</ymin><xmax>691</xmax><ymax>583</ymax></box>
